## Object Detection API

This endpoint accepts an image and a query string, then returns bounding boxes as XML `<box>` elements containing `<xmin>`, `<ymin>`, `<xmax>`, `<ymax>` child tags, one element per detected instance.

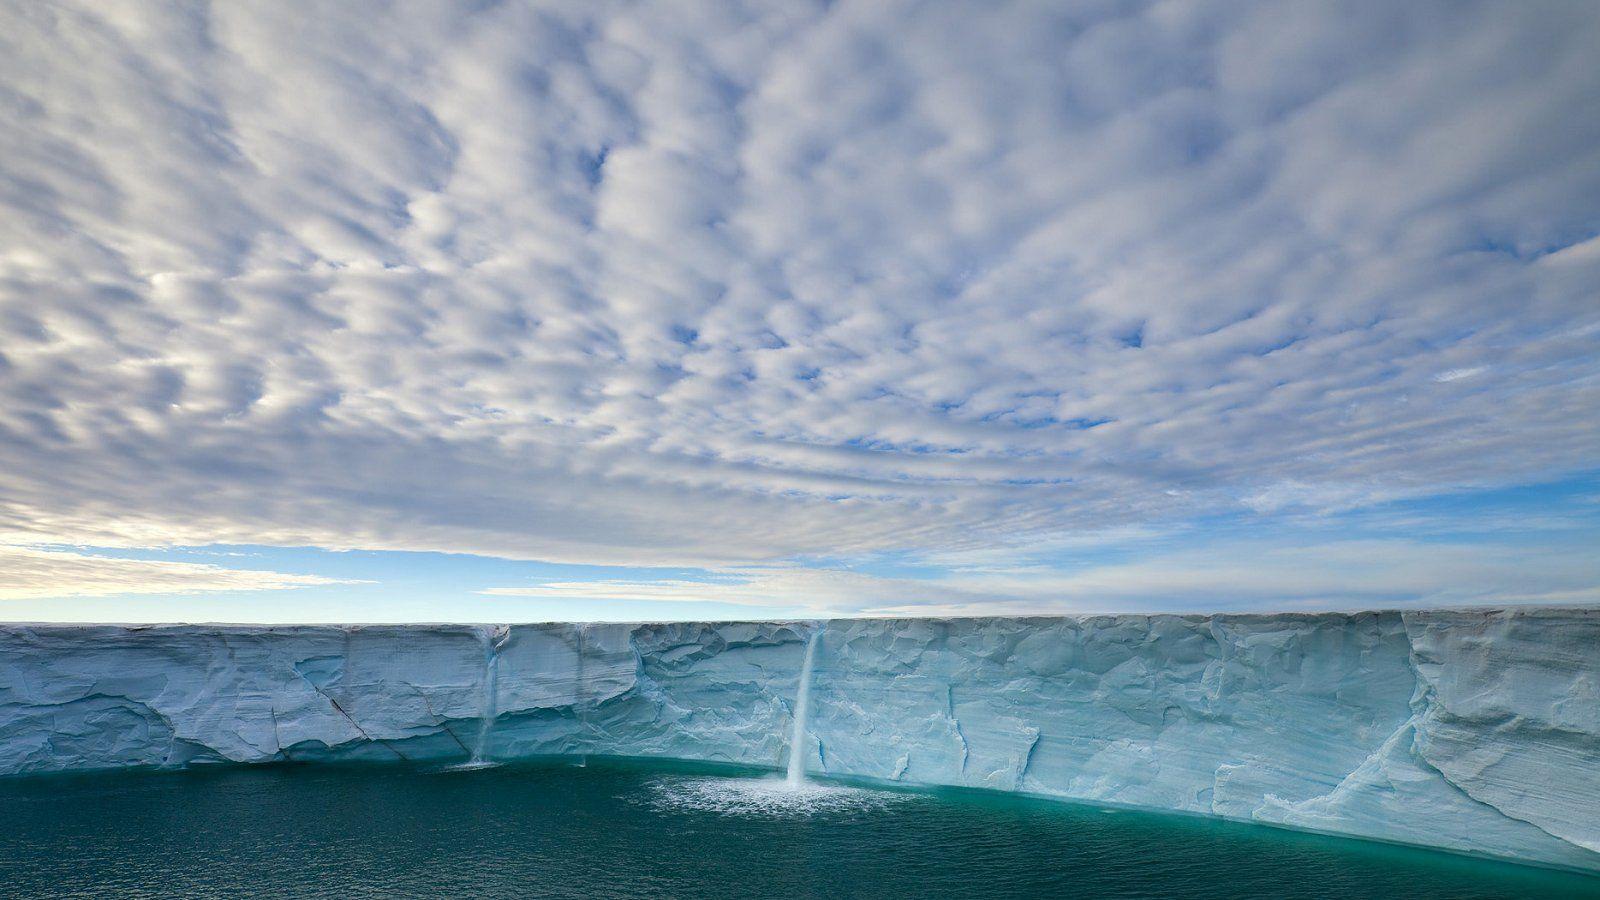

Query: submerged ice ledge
<box><xmin>1</xmin><ymin>609</ymin><xmax>1597</xmax><ymax>871</ymax></box>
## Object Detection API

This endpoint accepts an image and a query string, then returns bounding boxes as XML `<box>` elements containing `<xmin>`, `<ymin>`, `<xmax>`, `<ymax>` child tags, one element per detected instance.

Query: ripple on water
<box><xmin>639</xmin><ymin>776</ymin><xmax>910</xmax><ymax>818</ymax></box>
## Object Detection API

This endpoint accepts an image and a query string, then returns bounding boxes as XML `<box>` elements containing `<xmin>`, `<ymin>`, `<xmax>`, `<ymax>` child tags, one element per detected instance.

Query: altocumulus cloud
<box><xmin>0</xmin><ymin>1</ymin><xmax>1597</xmax><ymax>608</ymax></box>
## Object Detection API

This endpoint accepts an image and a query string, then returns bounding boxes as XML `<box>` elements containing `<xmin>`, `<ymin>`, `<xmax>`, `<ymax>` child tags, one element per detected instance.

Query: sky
<box><xmin>1</xmin><ymin>0</ymin><xmax>1597</xmax><ymax>622</ymax></box>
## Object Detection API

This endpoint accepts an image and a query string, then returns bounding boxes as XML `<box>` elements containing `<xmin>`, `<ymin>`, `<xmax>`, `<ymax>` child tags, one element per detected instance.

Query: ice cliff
<box><xmin>2</xmin><ymin>608</ymin><xmax>1596</xmax><ymax>871</ymax></box>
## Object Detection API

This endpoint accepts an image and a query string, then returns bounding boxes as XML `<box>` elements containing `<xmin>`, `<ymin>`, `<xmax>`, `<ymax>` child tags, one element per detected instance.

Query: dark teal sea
<box><xmin>1</xmin><ymin>759</ymin><xmax>1595</xmax><ymax>899</ymax></box>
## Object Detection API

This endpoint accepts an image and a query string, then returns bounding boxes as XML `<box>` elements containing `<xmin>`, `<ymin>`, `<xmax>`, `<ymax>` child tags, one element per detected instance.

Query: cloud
<box><xmin>482</xmin><ymin>567</ymin><xmax>996</xmax><ymax>615</ymax></box>
<box><xmin>0</xmin><ymin>1</ymin><xmax>1596</xmax><ymax>575</ymax></box>
<box><xmin>0</xmin><ymin>544</ymin><xmax>358</xmax><ymax>601</ymax></box>
<box><xmin>484</xmin><ymin>536</ymin><xmax>1600</xmax><ymax>617</ymax></box>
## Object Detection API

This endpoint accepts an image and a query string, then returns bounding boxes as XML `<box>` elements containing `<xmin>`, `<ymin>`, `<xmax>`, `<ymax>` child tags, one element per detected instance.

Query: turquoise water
<box><xmin>1</xmin><ymin>760</ymin><xmax>1596</xmax><ymax>899</ymax></box>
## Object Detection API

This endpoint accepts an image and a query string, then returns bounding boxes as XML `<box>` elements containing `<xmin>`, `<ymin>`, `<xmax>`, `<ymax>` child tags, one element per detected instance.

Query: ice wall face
<box><xmin>2</xmin><ymin>609</ymin><xmax>1597</xmax><ymax>871</ymax></box>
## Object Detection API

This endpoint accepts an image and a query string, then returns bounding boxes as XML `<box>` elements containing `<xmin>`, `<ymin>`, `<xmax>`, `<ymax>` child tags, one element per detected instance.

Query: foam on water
<box><xmin>435</xmin><ymin>759</ymin><xmax>500</xmax><ymax>773</ymax></box>
<box><xmin>640</xmin><ymin>775</ymin><xmax>908</xmax><ymax>818</ymax></box>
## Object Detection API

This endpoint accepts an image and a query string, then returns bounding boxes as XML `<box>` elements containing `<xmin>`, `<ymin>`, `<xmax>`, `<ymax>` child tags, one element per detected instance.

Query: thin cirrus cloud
<box><xmin>0</xmin><ymin>1</ymin><xmax>1597</xmax><ymax>615</ymax></box>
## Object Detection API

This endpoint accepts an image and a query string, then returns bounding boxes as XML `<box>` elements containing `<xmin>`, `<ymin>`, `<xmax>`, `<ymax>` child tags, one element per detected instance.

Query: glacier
<box><xmin>1</xmin><ymin>608</ymin><xmax>1597</xmax><ymax>871</ymax></box>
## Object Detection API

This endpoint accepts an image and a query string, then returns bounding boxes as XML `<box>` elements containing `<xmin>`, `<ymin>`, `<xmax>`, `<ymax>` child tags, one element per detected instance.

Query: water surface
<box><xmin>1</xmin><ymin>760</ymin><xmax>1595</xmax><ymax>899</ymax></box>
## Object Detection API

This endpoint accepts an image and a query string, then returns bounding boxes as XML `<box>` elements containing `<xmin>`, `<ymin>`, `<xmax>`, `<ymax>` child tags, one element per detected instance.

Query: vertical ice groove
<box><xmin>946</xmin><ymin>684</ymin><xmax>969</xmax><ymax>775</ymax></box>
<box><xmin>1015</xmin><ymin>727</ymin><xmax>1041</xmax><ymax>790</ymax></box>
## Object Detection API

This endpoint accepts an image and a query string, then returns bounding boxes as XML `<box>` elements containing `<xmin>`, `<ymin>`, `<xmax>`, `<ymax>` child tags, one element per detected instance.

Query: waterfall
<box><xmin>786</xmin><ymin>627</ymin><xmax>822</xmax><ymax>787</ymax></box>
<box><xmin>470</xmin><ymin>625</ymin><xmax>509</xmax><ymax>766</ymax></box>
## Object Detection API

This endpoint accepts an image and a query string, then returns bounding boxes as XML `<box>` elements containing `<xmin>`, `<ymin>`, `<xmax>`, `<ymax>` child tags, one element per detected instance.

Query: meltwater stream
<box><xmin>468</xmin><ymin>624</ymin><xmax>510</xmax><ymax>768</ymax></box>
<box><xmin>786</xmin><ymin>627</ymin><xmax>821</xmax><ymax>787</ymax></box>
<box><xmin>641</xmin><ymin>626</ymin><xmax>905</xmax><ymax>819</ymax></box>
